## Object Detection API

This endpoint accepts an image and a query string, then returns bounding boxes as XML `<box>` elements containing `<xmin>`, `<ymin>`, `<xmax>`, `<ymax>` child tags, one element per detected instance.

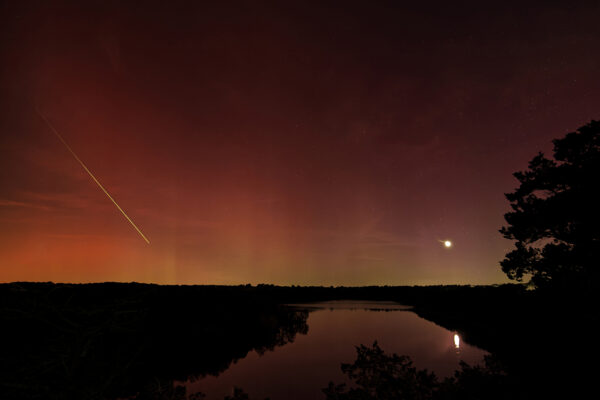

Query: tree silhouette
<box><xmin>322</xmin><ymin>341</ymin><xmax>437</xmax><ymax>400</ymax></box>
<box><xmin>322</xmin><ymin>342</ymin><xmax>510</xmax><ymax>400</ymax></box>
<box><xmin>500</xmin><ymin>120</ymin><xmax>600</xmax><ymax>290</ymax></box>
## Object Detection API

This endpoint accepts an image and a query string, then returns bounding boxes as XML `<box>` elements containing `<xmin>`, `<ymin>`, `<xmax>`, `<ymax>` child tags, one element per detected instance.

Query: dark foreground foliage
<box><xmin>323</xmin><ymin>342</ymin><xmax>510</xmax><ymax>400</ymax></box>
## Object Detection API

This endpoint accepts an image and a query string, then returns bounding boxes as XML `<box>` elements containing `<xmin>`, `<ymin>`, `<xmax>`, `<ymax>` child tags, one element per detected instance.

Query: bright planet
<box><xmin>444</xmin><ymin>240</ymin><xmax>453</xmax><ymax>248</ymax></box>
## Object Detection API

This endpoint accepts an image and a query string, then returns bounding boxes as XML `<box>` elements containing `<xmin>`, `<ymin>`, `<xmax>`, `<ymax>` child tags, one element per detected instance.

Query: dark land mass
<box><xmin>1</xmin><ymin>282</ymin><xmax>597</xmax><ymax>399</ymax></box>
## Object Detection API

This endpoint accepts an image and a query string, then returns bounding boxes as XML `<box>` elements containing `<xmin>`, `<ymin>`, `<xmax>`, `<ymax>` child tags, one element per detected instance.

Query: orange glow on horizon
<box><xmin>3</xmin><ymin>1</ymin><xmax>583</xmax><ymax>286</ymax></box>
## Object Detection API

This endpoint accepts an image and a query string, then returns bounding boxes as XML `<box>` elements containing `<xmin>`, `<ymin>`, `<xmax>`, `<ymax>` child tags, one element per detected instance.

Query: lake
<box><xmin>185</xmin><ymin>300</ymin><xmax>488</xmax><ymax>400</ymax></box>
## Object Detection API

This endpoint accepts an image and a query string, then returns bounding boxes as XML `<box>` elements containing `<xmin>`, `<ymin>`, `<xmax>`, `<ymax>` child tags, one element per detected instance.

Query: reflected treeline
<box><xmin>0</xmin><ymin>282</ymin><xmax>308</xmax><ymax>400</ymax></box>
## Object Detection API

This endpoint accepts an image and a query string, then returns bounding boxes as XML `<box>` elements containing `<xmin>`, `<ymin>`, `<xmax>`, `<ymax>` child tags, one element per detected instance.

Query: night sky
<box><xmin>1</xmin><ymin>1</ymin><xmax>599</xmax><ymax>285</ymax></box>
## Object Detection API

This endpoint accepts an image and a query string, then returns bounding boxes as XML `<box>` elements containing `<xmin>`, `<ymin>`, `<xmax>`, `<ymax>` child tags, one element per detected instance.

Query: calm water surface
<box><xmin>186</xmin><ymin>300</ymin><xmax>487</xmax><ymax>400</ymax></box>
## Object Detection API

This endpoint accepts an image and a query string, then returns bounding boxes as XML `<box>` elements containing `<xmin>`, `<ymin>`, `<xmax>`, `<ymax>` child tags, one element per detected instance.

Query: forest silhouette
<box><xmin>2</xmin><ymin>282</ymin><xmax>596</xmax><ymax>399</ymax></box>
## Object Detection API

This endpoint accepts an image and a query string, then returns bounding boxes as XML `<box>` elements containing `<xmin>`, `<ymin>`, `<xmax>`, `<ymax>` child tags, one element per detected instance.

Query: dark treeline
<box><xmin>1</xmin><ymin>282</ymin><xmax>597</xmax><ymax>399</ymax></box>
<box><xmin>0</xmin><ymin>282</ymin><xmax>309</xmax><ymax>400</ymax></box>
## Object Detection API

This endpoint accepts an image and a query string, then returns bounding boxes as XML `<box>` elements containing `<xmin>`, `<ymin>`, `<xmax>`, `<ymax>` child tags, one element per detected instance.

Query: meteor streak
<box><xmin>35</xmin><ymin>109</ymin><xmax>150</xmax><ymax>244</ymax></box>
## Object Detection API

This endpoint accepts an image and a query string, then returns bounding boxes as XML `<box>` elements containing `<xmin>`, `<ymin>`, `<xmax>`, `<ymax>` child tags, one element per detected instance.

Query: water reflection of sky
<box><xmin>288</xmin><ymin>300</ymin><xmax>413</xmax><ymax>311</ymax></box>
<box><xmin>187</xmin><ymin>301</ymin><xmax>487</xmax><ymax>400</ymax></box>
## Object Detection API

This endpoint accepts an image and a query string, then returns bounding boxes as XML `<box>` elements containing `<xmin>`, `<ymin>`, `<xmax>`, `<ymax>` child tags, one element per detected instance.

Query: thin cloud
<box><xmin>0</xmin><ymin>199</ymin><xmax>50</xmax><ymax>210</ymax></box>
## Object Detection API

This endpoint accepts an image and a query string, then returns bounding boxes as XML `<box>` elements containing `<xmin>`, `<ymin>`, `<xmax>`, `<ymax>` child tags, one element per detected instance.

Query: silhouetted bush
<box><xmin>323</xmin><ymin>342</ymin><xmax>511</xmax><ymax>400</ymax></box>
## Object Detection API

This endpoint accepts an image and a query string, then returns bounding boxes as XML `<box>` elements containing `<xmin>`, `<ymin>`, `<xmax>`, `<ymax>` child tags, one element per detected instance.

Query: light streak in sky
<box><xmin>35</xmin><ymin>109</ymin><xmax>150</xmax><ymax>244</ymax></box>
